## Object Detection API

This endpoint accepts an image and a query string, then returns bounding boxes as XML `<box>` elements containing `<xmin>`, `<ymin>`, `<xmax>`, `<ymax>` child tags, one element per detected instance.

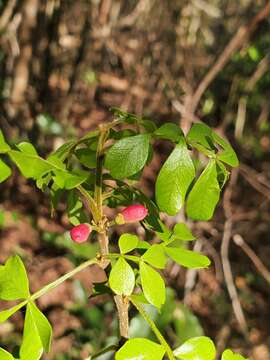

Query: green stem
<box><xmin>30</xmin><ymin>257</ymin><xmax>97</xmax><ymax>302</ymax></box>
<box><xmin>5</xmin><ymin>258</ymin><xmax>98</xmax><ymax>318</ymax></box>
<box><xmin>91</xmin><ymin>345</ymin><xmax>117</xmax><ymax>359</ymax></box>
<box><xmin>107</xmin><ymin>253</ymin><xmax>140</xmax><ymax>263</ymax></box>
<box><xmin>130</xmin><ymin>297</ymin><xmax>175</xmax><ymax>360</ymax></box>
<box><xmin>94</xmin><ymin>126</ymin><xmax>109</xmax><ymax>222</ymax></box>
<box><xmin>77</xmin><ymin>184</ymin><xmax>99</xmax><ymax>223</ymax></box>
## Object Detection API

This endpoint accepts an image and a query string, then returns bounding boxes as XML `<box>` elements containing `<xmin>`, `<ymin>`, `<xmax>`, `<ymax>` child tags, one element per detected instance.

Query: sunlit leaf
<box><xmin>156</xmin><ymin>137</ymin><xmax>195</xmax><ymax>215</ymax></box>
<box><xmin>119</xmin><ymin>233</ymin><xmax>139</xmax><ymax>254</ymax></box>
<box><xmin>142</xmin><ymin>244</ymin><xmax>167</xmax><ymax>269</ymax></box>
<box><xmin>173</xmin><ymin>336</ymin><xmax>216</xmax><ymax>360</ymax></box>
<box><xmin>186</xmin><ymin>160</ymin><xmax>220</xmax><ymax>221</ymax></box>
<box><xmin>109</xmin><ymin>258</ymin><xmax>135</xmax><ymax>296</ymax></box>
<box><xmin>165</xmin><ymin>247</ymin><xmax>210</xmax><ymax>269</ymax></box>
<box><xmin>140</xmin><ymin>261</ymin><xmax>165</xmax><ymax>309</ymax></box>
<box><xmin>105</xmin><ymin>134</ymin><xmax>150</xmax><ymax>179</ymax></box>
<box><xmin>116</xmin><ymin>338</ymin><xmax>165</xmax><ymax>360</ymax></box>
<box><xmin>0</xmin><ymin>255</ymin><xmax>30</xmax><ymax>300</ymax></box>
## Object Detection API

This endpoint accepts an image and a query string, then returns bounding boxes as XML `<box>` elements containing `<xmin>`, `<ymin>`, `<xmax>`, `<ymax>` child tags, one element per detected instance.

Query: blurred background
<box><xmin>0</xmin><ymin>0</ymin><xmax>270</xmax><ymax>359</ymax></box>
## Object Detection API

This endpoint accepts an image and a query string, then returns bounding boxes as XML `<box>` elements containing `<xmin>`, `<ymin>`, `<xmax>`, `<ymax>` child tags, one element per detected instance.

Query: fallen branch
<box><xmin>192</xmin><ymin>1</ymin><xmax>270</xmax><ymax>111</ymax></box>
<box><xmin>221</xmin><ymin>169</ymin><xmax>248</xmax><ymax>334</ymax></box>
<box><xmin>233</xmin><ymin>234</ymin><xmax>270</xmax><ymax>284</ymax></box>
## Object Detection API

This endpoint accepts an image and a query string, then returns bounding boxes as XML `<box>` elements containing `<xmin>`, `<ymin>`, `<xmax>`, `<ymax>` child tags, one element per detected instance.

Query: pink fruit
<box><xmin>70</xmin><ymin>223</ymin><xmax>92</xmax><ymax>243</ymax></box>
<box><xmin>115</xmin><ymin>204</ymin><xmax>148</xmax><ymax>224</ymax></box>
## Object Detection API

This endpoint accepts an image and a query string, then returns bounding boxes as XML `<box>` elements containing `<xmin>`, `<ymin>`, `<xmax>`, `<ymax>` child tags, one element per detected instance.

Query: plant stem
<box><xmin>107</xmin><ymin>253</ymin><xmax>140</xmax><ymax>263</ymax></box>
<box><xmin>94</xmin><ymin>125</ymin><xmax>108</xmax><ymax>221</ymax></box>
<box><xmin>98</xmin><ymin>232</ymin><xmax>109</xmax><ymax>266</ymax></box>
<box><xmin>5</xmin><ymin>258</ymin><xmax>98</xmax><ymax>317</ymax></box>
<box><xmin>130</xmin><ymin>297</ymin><xmax>175</xmax><ymax>360</ymax></box>
<box><xmin>30</xmin><ymin>257</ymin><xmax>97</xmax><ymax>301</ymax></box>
<box><xmin>95</xmin><ymin>125</ymin><xmax>110</xmax><ymax>256</ymax></box>
<box><xmin>77</xmin><ymin>184</ymin><xmax>99</xmax><ymax>223</ymax></box>
<box><xmin>114</xmin><ymin>295</ymin><xmax>129</xmax><ymax>339</ymax></box>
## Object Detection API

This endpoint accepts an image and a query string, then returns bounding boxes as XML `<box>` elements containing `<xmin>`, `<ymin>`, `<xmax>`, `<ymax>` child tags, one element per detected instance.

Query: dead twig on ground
<box><xmin>221</xmin><ymin>169</ymin><xmax>248</xmax><ymax>334</ymax></box>
<box><xmin>192</xmin><ymin>1</ymin><xmax>270</xmax><ymax>112</ymax></box>
<box><xmin>239</xmin><ymin>164</ymin><xmax>270</xmax><ymax>202</ymax></box>
<box><xmin>233</xmin><ymin>234</ymin><xmax>270</xmax><ymax>284</ymax></box>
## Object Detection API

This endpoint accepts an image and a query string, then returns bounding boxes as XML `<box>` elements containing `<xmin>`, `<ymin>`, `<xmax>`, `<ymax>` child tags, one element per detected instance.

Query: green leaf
<box><xmin>186</xmin><ymin>160</ymin><xmax>220</xmax><ymax>220</ymax></box>
<box><xmin>154</xmin><ymin>123</ymin><xmax>184</xmax><ymax>143</ymax></box>
<box><xmin>0</xmin><ymin>302</ymin><xmax>25</xmax><ymax>323</ymax></box>
<box><xmin>9</xmin><ymin>149</ymin><xmax>85</xmax><ymax>188</ymax></box>
<box><xmin>105</xmin><ymin>134</ymin><xmax>150</xmax><ymax>179</ymax></box>
<box><xmin>75</xmin><ymin>148</ymin><xmax>97</xmax><ymax>168</ymax></box>
<box><xmin>0</xmin><ymin>348</ymin><xmax>14</xmax><ymax>360</ymax></box>
<box><xmin>173</xmin><ymin>336</ymin><xmax>216</xmax><ymax>360</ymax></box>
<box><xmin>216</xmin><ymin>160</ymin><xmax>230</xmax><ymax>188</ymax></box>
<box><xmin>119</xmin><ymin>233</ymin><xmax>139</xmax><ymax>254</ymax></box>
<box><xmin>0</xmin><ymin>159</ymin><xmax>11</xmax><ymax>183</ymax></box>
<box><xmin>46</xmin><ymin>155</ymin><xmax>65</xmax><ymax>170</ymax></box>
<box><xmin>155</xmin><ymin>138</ymin><xmax>195</xmax><ymax>215</ymax></box>
<box><xmin>142</xmin><ymin>244</ymin><xmax>167</xmax><ymax>269</ymax></box>
<box><xmin>187</xmin><ymin>123</ymin><xmax>215</xmax><ymax>151</ymax></box>
<box><xmin>139</xmin><ymin>261</ymin><xmax>165</xmax><ymax>309</ymax></box>
<box><xmin>27</xmin><ymin>302</ymin><xmax>52</xmax><ymax>352</ymax></box>
<box><xmin>115</xmin><ymin>338</ymin><xmax>165</xmax><ymax>360</ymax></box>
<box><xmin>20</xmin><ymin>302</ymin><xmax>52</xmax><ymax>360</ymax></box>
<box><xmin>212</xmin><ymin>132</ymin><xmax>239</xmax><ymax>167</ymax></box>
<box><xmin>222</xmin><ymin>349</ymin><xmax>248</xmax><ymax>360</ymax></box>
<box><xmin>136</xmin><ymin>240</ymin><xmax>151</xmax><ymax>249</ymax></box>
<box><xmin>187</xmin><ymin>123</ymin><xmax>239</xmax><ymax>167</ymax></box>
<box><xmin>0</xmin><ymin>130</ymin><xmax>10</xmax><ymax>153</ymax></box>
<box><xmin>173</xmin><ymin>223</ymin><xmax>195</xmax><ymax>241</ymax></box>
<box><xmin>109</xmin><ymin>257</ymin><xmax>135</xmax><ymax>295</ymax></box>
<box><xmin>67</xmin><ymin>190</ymin><xmax>88</xmax><ymax>226</ymax></box>
<box><xmin>8</xmin><ymin>150</ymin><xmax>54</xmax><ymax>179</ymax></box>
<box><xmin>165</xmin><ymin>247</ymin><xmax>210</xmax><ymax>269</ymax></box>
<box><xmin>110</xmin><ymin>107</ymin><xmax>138</xmax><ymax>124</ymax></box>
<box><xmin>0</xmin><ymin>255</ymin><xmax>30</xmax><ymax>300</ymax></box>
<box><xmin>53</xmin><ymin>169</ymin><xmax>88</xmax><ymax>189</ymax></box>
<box><xmin>17</xmin><ymin>142</ymin><xmax>38</xmax><ymax>155</ymax></box>
<box><xmin>50</xmin><ymin>141</ymin><xmax>76</xmax><ymax>161</ymax></box>
<box><xmin>141</xmin><ymin>119</ymin><xmax>157</xmax><ymax>133</ymax></box>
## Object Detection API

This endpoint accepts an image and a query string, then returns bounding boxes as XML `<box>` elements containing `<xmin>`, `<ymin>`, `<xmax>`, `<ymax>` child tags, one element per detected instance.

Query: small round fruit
<box><xmin>115</xmin><ymin>204</ymin><xmax>148</xmax><ymax>224</ymax></box>
<box><xmin>70</xmin><ymin>223</ymin><xmax>92</xmax><ymax>243</ymax></box>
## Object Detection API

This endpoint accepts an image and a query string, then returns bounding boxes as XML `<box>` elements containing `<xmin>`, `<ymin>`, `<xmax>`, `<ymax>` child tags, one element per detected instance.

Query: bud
<box><xmin>115</xmin><ymin>204</ymin><xmax>148</xmax><ymax>224</ymax></box>
<box><xmin>70</xmin><ymin>223</ymin><xmax>92</xmax><ymax>243</ymax></box>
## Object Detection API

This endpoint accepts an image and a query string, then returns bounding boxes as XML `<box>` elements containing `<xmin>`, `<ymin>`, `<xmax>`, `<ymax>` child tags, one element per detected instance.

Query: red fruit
<box><xmin>70</xmin><ymin>223</ymin><xmax>92</xmax><ymax>243</ymax></box>
<box><xmin>116</xmin><ymin>204</ymin><xmax>148</xmax><ymax>224</ymax></box>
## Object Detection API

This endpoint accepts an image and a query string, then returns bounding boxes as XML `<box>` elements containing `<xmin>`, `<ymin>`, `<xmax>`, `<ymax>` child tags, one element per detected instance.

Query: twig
<box><xmin>0</xmin><ymin>0</ymin><xmax>17</xmax><ymax>30</ymax></box>
<box><xmin>235</xmin><ymin>53</ymin><xmax>270</xmax><ymax>139</ymax></box>
<box><xmin>130</xmin><ymin>297</ymin><xmax>175</xmax><ymax>360</ymax></box>
<box><xmin>192</xmin><ymin>1</ymin><xmax>270</xmax><ymax>111</ymax></box>
<box><xmin>221</xmin><ymin>169</ymin><xmax>248</xmax><ymax>334</ymax></box>
<box><xmin>239</xmin><ymin>164</ymin><xmax>270</xmax><ymax>201</ymax></box>
<box><xmin>114</xmin><ymin>295</ymin><xmax>129</xmax><ymax>339</ymax></box>
<box><xmin>233</xmin><ymin>234</ymin><xmax>270</xmax><ymax>284</ymax></box>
